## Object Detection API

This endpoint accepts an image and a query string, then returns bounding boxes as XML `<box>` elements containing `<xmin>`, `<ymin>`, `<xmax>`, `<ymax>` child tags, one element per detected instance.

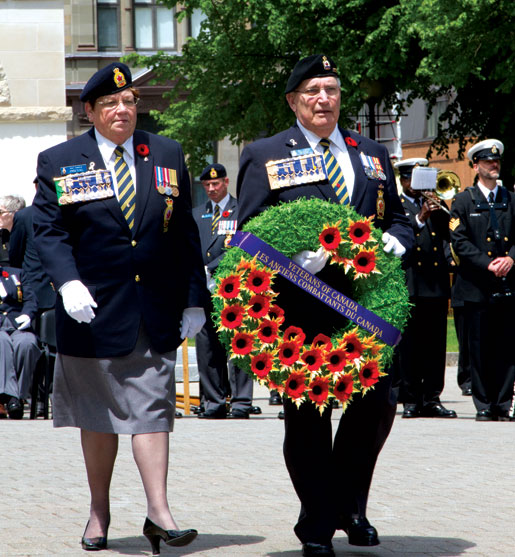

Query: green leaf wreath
<box><xmin>212</xmin><ymin>198</ymin><xmax>410</xmax><ymax>413</ymax></box>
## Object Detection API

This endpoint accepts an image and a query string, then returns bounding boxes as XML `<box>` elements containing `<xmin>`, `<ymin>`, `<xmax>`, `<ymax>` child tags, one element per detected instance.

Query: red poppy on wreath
<box><xmin>268</xmin><ymin>379</ymin><xmax>284</xmax><ymax>395</ymax></box>
<box><xmin>278</xmin><ymin>340</ymin><xmax>300</xmax><ymax>366</ymax></box>
<box><xmin>285</xmin><ymin>371</ymin><xmax>307</xmax><ymax>399</ymax></box>
<box><xmin>353</xmin><ymin>249</ymin><xmax>376</xmax><ymax>275</ymax></box>
<box><xmin>359</xmin><ymin>359</ymin><xmax>380</xmax><ymax>388</ymax></box>
<box><xmin>268</xmin><ymin>304</ymin><xmax>285</xmax><ymax>324</ymax></box>
<box><xmin>333</xmin><ymin>373</ymin><xmax>355</xmax><ymax>403</ymax></box>
<box><xmin>345</xmin><ymin>136</ymin><xmax>358</xmax><ymax>147</ymax></box>
<box><xmin>251</xmin><ymin>352</ymin><xmax>274</xmax><ymax>378</ymax></box>
<box><xmin>2</xmin><ymin>271</ymin><xmax>8</xmax><ymax>278</ymax></box>
<box><xmin>220</xmin><ymin>304</ymin><xmax>245</xmax><ymax>329</ymax></box>
<box><xmin>257</xmin><ymin>319</ymin><xmax>279</xmax><ymax>344</ymax></box>
<box><xmin>308</xmin><ymin>376</ymin><xmax>330</xmax><ymax>407</ymax></box>
<box><xmin>218</xmin><ymin>275</ymin><xmax>240</xmax><ymax>299</ymax></box>
<box><xmin>283</xmin><ymin>325</ymin><xmax>306</xmax><ymax>346</ymax></box>
<box><xmin>247</xmin><ymin>294</ymin><xmax>271</xmax><ymax>319</ymax></box>
<box><xmin>311</xmin><ymin>333</ymin><xmax>332</xmax><ymax>351</ymax></box>
<box><xmin>231</xmin><ymin>332</ymin><xmax>255</xmax><ymax>356</ymax></box>
<box><xmin>325</xmin><ymin>348</ymin><xmax>347</xmax><ymax>373</ymax></box>
<box><xmin>348</xmin><ymin>218</ymin><xmax>372</xmax><ymax>245</ymax></box>
<box><xmin>319</xmin><ymin>225</ymin><xmax>341</xmax><ymax>251</ymax></box>
<box><xmin>136</xmin><ymin>144</ymin><xmax>150</xmax><ymax>157</ymax></box>
<box><xmin>300</xmin><ymin>348</ymin><xmax>324</xmax><ymax>371</ymax></box>
<box><xmin>222</xmin><ymin>210</ymin><xmax>231</xmax><ymax>218</ymax></box>
<box><xmin>342</xmin><ymin>331</ymin><xmax>364</xmax><ymax>360</ymax></box>
<box><xmin>245</xmin><ymin>268</ymin><xmax>271</xmax><ymax>294</ymax></box>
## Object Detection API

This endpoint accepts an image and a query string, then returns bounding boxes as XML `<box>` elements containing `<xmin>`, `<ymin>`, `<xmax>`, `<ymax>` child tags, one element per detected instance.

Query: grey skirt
<box><xmin>52</xmin><ymin>328</ymin><xmax>177</xmax><ymax>434</ymax></box>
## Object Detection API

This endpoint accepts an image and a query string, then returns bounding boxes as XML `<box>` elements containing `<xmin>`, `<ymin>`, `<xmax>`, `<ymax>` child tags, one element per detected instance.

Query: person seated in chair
<box><xmin>0</xmin><ymin>265</ymin><xmax>40</xmax><ymax>419</ymax></box>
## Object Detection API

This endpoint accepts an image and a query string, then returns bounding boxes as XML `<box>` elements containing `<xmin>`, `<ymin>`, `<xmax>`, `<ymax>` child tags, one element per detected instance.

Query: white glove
<box><xmin>205</xmin><ymin>266</ymin><xmax>216</xmax><ymax>293</ymax></box>
<box><xmin>382</xmin><ymin>232</ymin><xmax>406</xmax><ymax>258</ymax></box>
<box><xmin>180</xmin><ymin>307</ymin><xmax>206</xmax><ymax>339</ymax></box>
<box><xmin>15</xmin><ymin>314</ymin><xmax>31</xmax><ymax>330</ymax></box>
<box><xmin>59</xmin><ymin>280</ymin><xmax>97</xmax><ymax>324</ymax></box>
<box><xmin>292</xmin><ymin>246</ymin><xmax>329</xmax><ymax>274</ymax></box>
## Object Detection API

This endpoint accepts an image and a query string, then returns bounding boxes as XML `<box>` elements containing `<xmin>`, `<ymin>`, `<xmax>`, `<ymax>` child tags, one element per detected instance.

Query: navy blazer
<box><xmin>193</xmin><ymin>194</ymin><xmax>238</xmax><ymax>274</ymax></box>
<box><xmin>33</xmin><ymin>128</ymin><xmax>208</xmax><ymax>357</ymax></box>
<box><xmin>0</xmin><ymin>265</ymin><xmax>38</xmax><ymax>326</ymax></box>
<box><xmin>237</xmin><ymin>123</ymin><xmax>413</xmax><ymax>253</ymax></box>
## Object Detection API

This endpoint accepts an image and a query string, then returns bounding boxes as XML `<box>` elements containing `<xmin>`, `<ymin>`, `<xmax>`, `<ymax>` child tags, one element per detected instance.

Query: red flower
<box><xmin>325</xmin><ymin>349</ymin><xmax>347</xmax><ymax>373</ymax></box>
<box><xmin>231</xmin><ymin>332</ymin><xmax>254</xmax><ymax>355</ymax></box>
<box><xmin>136</xmin><ymin>143</ymin><xmax>150</xmax><ymax>156</ymax></box>
<box><xmin>359</xmin><ymin>359</ymin><xmax>380</xmax><ymax>387</ymax></box>
<box><xmin>308</xmin><ymin>376</ymin><xmax>330</xmax><ymax>406</ymax></box>
<box><xmin>333</xmin><ymin>374</ymin><xmax>355</xmax><ymax>403</ymax></box>
<box><xmin>222</xmin><ymin>210</ymin><xmax>231</xmax><ymax>218</ymax></box>
<box><xmin>285</xmin><ymin>371</ymin><xmax>307</xmax><ymax>399</ymax></box>
<box><xmin>245</xmin><ymin>268</ymin><xmax>271</xmax><ymax>293</ymax></box>
<box><xmin>278</xmin><ymin>341</ymin><xmax>300</xmax><ymax>366</ymax></box>
<box><xmin>247</xmin><ymin>294</ymin><xmax>270</xmax><ymax>319</ymax></box>
<box><xmin>218</xmin><ymin>275</ymin><xmax>240</xmax><ymax>299</ymax></box>
<box><xmin>319</xmin><ymin>226</ymin><xmax>341</xmax><ymax>250</ymax></box>
<box><xmin>311</xmin><ymin>334</ymin><xmax>332</xmax><ymax>351</ymax></box>
<box><xmin>283</xmin><ymin>325</ymin><xmax>306</xmax><ymax>345</ymax></box>
<box><xmin>268</xmin><ymin>304</ymin><xmax>285</xmax><ymax>324</ymax></box>
<box><xmin>220</xmin><ymin>304</ymin><xmax>245</xmax><ymax>329</ymax></box>
<box><xmin>345</xmin><ymin>136</ymin><xmax>358</xmax><ymax>147</ymax></box>
<box><xmin>342</xmin><ymin>332</ymin><xmax>364</xmax><ymax>360</ymax></box>
<box><xmin>353</xmin><ymin>250</ymin><xmax>376</xmax><ymax>275</ymax></box>
<box><xmin>2</xmin><ymin>271</ymin><xmax>8</xmax><ymax>278</ymax></box>
<box><xmin>251</xmin><ymin>352</ymin><xmax>274</xmax><ymax>378</ymax></box>
<box><xmin>300</xmin><ymin>348</ymin><xmax>324</xmax><ymax>371</ymax></box>
<box><xmin>257</xmin><ymin>319</ymin><xmax>279</xmax><ymax>344</ymax></box>
<box><xmin>348</xmin><ymin>220</ymin><xmax>371</xmax><ymax>245</ymax></box>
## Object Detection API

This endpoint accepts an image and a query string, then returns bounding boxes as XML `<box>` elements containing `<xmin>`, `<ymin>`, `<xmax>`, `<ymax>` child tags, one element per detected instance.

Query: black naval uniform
<box><xmin>450</xmin><ymin>184</ymin><xmax>515</xmax><ymax>416</ymax></box>
<box><xmin>395</xmin><ymin>195</ymin><xmax>452</xmax><ymax>412</ymax></box>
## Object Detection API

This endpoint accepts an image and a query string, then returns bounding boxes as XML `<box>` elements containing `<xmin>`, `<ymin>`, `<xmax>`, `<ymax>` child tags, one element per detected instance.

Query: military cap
<box><xmin>80</xmin><ymin>62</ymin><xmax>133</xmax><ymax>103</ymax></box>
<box><xmin>200</xmin><ymin>163</ymin><xmax>227</xmax><ymax>181</ymax></box>
<box><xmin>467</xmin><ymin>139</ymin><xmax>504</xmax><ymax>162</ymax></box>
<box><xmin>285</xmin><ymin>54</ymin><xmax>339</xmax><ymax>94</ymax></box>
<box><xmin>394</xmin><ymin>157</ymin><xmax>428</xmax><ymax>178</ymax></box>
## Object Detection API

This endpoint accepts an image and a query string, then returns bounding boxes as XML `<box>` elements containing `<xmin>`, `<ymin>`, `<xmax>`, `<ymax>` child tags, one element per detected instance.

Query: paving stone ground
<box><xmin>2</xmin><ymin>364</ymin><xmax>515</xmax><ymax>556</ymax></box>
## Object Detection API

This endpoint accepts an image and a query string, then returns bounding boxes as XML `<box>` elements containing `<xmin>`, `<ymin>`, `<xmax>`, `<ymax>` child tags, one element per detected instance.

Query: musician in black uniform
<box><xmin>393</xmin><ymin>158</ymin><xmax>457</xmax><ymax>418</ymax></box>
<box><xmin>450</xmin><ymin>139</ymin><xmax>515</xmax><ymax>421</ymax></box>
<box><xmin>193</xmin><ymin>163</ymin><xmax>256</xmax><ymax>419</ymax></box>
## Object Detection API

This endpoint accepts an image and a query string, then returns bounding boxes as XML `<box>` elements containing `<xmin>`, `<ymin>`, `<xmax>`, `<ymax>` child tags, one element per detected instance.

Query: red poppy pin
<box><xmin>136</xmin><ymin>144</ymin><xmax>150</xmax><ymax>157</ymax></box>
<box><xmin>222</xmin><ymin>210</ymin><xmax>231</xmax><ymax>218</ymax></box>
<box><xmin>2</xmin><ymin>271</ymin><xmax>8</xmax><ymax>278</ymax></box>
<box><xmin>345</xmin><ymin>137</ymin><xmax>358</xmax><ymax>148</ymax></box>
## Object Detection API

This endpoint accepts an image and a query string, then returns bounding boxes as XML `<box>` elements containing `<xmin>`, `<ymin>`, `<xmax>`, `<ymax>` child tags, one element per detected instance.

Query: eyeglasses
<box><xmin>0</xmin><ymin>210</ymin><xmax>12</xmax><ymax>216</ymax></box>
<box><xmin>96</xmin><ymin>97</ymin><xmax>140</xmax><ymax>109</ymax></box>
<box><xmin>295</xmin><ymin>86</ymin><xmax>340</xmax><ymax>98</ymax></box>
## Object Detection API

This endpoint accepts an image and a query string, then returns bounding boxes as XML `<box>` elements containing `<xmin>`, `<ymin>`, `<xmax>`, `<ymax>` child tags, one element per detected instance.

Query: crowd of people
<box><xmin>0</xmin><ymin>54</ymin><xmax>513</xmax><ymax>557</ymax></box>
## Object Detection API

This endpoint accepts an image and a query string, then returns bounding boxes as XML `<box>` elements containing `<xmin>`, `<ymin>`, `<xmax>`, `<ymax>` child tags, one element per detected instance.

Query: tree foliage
<box><xmin>126</xmin><ymin>0</ymin><xmax>515</xmax><ymax>180</ymax></box>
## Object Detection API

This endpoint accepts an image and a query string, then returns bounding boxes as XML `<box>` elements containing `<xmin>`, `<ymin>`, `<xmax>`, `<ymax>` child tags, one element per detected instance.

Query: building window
<box><xmin>134</xmin><ymin>1</ymin><xmax>176</xmax><ymax>50</ymax></box>
<box><xmin>426</xmin><ymin>99</ymin><xmax>449</xmax><ymax>138</ymax></box>
<box><xmin>190</xmin><ymin>8</ymin><xmax>207</xmax><ymax>38</ymax></box>
<box><xmin>98</xmin><ymin>0</ymin><xmax>120</xmax><ymax>51</ymax></box>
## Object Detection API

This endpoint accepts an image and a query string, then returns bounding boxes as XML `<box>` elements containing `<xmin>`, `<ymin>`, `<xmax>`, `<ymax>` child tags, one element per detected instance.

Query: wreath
<box><xmin>212</xmin><ymin>198</ymin><xmax>409</xmax><ymax>413</ymax></box>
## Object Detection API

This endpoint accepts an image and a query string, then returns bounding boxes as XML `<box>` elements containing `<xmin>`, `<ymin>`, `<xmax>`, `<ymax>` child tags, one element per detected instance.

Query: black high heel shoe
<box><xmin>143</xmin><ymin>517</ymin><xmax>197</xmax><ymax>555</ymax></box>
<box><xmin>81</xmin><ymin>516</ymin><xmax>110</xmax><ymax>551</ymax></box>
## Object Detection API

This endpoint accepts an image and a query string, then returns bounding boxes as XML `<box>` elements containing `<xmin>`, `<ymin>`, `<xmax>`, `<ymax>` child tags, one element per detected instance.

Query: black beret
<box><xmin>200</xmin><ymin>163</ymin><xmax>227</xmax><ymax>181</ymax></box>
<box><xmin>285</xmin><ymin>54</ymin><xmax>339</xmax><ymax>94</ymax></box>
<box><xmin>80</xmin><ymin>62</ymin><xmax>133</xmax><ymax>103</ymax></box>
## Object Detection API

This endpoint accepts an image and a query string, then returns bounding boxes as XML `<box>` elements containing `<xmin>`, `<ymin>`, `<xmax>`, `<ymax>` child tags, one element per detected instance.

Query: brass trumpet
<box><xmin>421</xmin><ymin>170</ymin><xmax>461</xmax><ymax>214</ymax></box>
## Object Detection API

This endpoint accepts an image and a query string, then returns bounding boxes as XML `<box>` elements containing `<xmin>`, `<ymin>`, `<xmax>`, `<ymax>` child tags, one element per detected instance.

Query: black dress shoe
<box><xmin>249</xmin><ymin>405</ymin><xmax>262</xmax><ymax>414</ymax></box>
<box><xmin>143</xmin><ymin>517</ymin><xmax>197</xmax><ymax>554</ymax></box>
<box><xmin>302</xmin><ymin>542</ymin><xmax>335</xmax><ymax>556</ymax></box>
<box><xmin>269</xmin><ymin>391</ymin><xmax>283</xmax><ymax>405</ymax></box>
<box><xmin>198</xmin><ymin>408</ymin><xmax>227</xmax><ymax>419</ymax></box>
<box><xmin>228</xmin><ymin>408</ymin><xmax>250</xmax><ymax>419</ymax></box>
<box><xmin>421</xmin><ymin>404</ymin><xmax>457</xmax><ymax>418</ymax></box>
<box><xmin>461</xmin><ymin>387</ymin><xmax>472</xmax><ymax>396</ymax></box>
<box><xmin>340</xmin><ymin>516</ymin><xmax>379</xmax><ymax>546</ymax></box>
<box><xmin>278</xmin><ymin>410</ymin><xmax>285</xmax><ymax>419</ymax></box>
<box><xmin>402</xmin><ymin>404</ymin><xmax>419</xmax><ymax>418</ymax></box>
<box><xmin>476</xmin><ymin>409</ymin><xmax>495</xmax><ymax>421</ymax></box>
<box><xmin>496</xmin><ymin>410</ymin><xmax>511</xmax><ymax>422</ymax></box>
<box><xmin>7</xmin><ymin>397</ymin><xmax>23</xmax><ymax>420</ymax></box>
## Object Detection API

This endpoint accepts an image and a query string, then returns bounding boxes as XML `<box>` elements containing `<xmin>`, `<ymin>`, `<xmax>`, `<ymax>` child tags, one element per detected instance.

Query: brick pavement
<box><xmin>2</xmin><ymin>364</ymin><xmax>515</xmax><ymax>556</ymax></box>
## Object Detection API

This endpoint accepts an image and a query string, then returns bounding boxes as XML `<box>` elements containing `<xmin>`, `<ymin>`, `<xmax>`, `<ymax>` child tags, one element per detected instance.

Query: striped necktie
<box><xmin>319</xmin><ymin>138</ymin><xmax>349</xmax><ymax>205</ymax></box>
<box><xmin>211</xmin><ymin>204</ymin><xmax>220</xmax><ymax>235</ymax></box>
<box><xmin>114</xmin><ymin>146</ymin><xmax>136</xmax><ymax>229</ymax></box>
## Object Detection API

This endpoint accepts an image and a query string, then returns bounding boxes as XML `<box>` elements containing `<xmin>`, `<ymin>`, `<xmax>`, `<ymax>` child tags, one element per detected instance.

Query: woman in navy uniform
<box><xmin>33</xmin><ymin>63</ymin><xmax>207</xmax><ymax>552</ymax></box>
<box><xmin>237</xmin><ymin>54</ymin><xmax>413</xmax><ymax>557</ymax></box>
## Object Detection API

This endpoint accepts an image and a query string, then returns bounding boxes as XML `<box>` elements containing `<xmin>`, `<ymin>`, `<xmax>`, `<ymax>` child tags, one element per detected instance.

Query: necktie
<box><xmin>488</xmin><ymin>192</ymin><xmax>495</xmax><ymax>204</ymax></box>
<box><xmin>211</xmin><ymin>204</ymin><xmax>220</xmax><ymax>235</ymax></box>
<box><xmin>319</xmin><ymin>138</ymin><xmax>349</xmax><ymax>205</ymax></box>
<box><xmin>114</xmin><ymin>146</ymin><xmax>136</xmax><ymax>229</ymax></box>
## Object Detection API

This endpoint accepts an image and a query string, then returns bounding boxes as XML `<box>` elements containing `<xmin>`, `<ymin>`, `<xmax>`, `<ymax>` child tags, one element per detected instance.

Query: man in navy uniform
<box><xmin>450</xmin><ymin>139</ymin><xmax>515</xmax><ymax>421</ymax></box>
<box><xmin>193</xmin><ymin>163</ymin><xmax>256</xmax><ymax>419</ymax></box>
<box><xmin>393</xmin><ymin>158</ymin><xmax>456</xmax><ymax>419</ymax></box>
<box><xmin>237</xmin><ymin>54</ymin><xmax>413</xmax><ymax>557</ymax></box>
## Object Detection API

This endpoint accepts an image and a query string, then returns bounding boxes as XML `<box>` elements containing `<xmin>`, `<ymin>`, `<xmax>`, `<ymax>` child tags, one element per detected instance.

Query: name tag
<box><xmin>266</xmin><ymin>153</ymin><xmax>327</xmax><ymax>190</ymax></box>
<box><xmin>54</xmin><ymin>169</ymin><xmax>115</xmax><ymax>206</ymax></box>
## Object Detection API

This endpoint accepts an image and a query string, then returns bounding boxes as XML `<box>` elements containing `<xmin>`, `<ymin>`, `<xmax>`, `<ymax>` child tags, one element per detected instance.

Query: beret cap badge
<box><xmin>322</xmin><ymin>56</ymin><xmax>331</xmax><ymax>71</ymax></box>
<box><xmin>113</xmin><ymin>67</ymin><xmax>127</xmax><ymax>89</ymax></box>
<box><xmin>210</xmin><ymin>168</ymin><xmax>218</xmax><ymax>178</ymax></box>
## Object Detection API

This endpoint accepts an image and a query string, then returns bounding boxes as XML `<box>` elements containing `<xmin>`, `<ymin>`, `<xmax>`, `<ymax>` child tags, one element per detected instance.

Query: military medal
<box><xmin>171</xmin><ymin>186</ymin><xmax>179</xmax><ymax>197</ymax></box>
<box><xmin>266</xmin><ymin>153</ymin><xmax>327</xmax><ymax>190</ymax></box>
<box><xmin>376</xmin><ymin>185</ymin><xmax>385</xmax><ymax>219</ymax></box>
<box><xmin>157</xmin><ymin>185</ymin><xmax>165</xmax><ymax>194</ymax></box>
<box><xmin>54</xmin><ymin>168</ymin><xmax>114</xmax><ymax>206</ymax></box>
<box><xmin>163</xmin><ymin>198</ymin><xmax>174</xmax><ymax>232</ymax></box>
